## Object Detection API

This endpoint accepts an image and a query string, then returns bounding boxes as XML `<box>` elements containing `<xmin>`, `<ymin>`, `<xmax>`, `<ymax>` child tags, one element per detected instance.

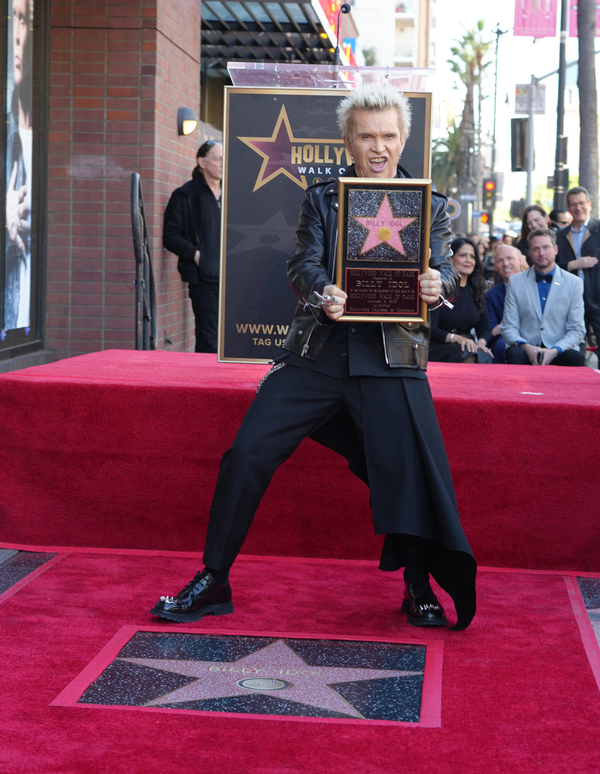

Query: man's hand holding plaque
<box><xmin>321</xmin><ymin>284</ymin><xmax>348</xmax><ymax>321</ymax></box>
<box><xmin>418</xmin><ymin>267</ymin><xmax>442</xmax><ymax>305</ymax></box>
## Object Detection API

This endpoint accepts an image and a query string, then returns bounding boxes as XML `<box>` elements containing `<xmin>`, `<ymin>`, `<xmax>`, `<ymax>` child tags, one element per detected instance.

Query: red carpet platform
<box><xmin>1</xmin><ymin>351</ymin><xmax>599</xmax><ymax>571</ymax></box>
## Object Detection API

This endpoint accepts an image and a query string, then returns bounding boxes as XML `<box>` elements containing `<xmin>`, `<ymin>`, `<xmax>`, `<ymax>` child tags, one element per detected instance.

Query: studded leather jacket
<box><xmin>281</xmin><ymin>164</ymin><xmax>460</xmax><ymax>370</ymax></box>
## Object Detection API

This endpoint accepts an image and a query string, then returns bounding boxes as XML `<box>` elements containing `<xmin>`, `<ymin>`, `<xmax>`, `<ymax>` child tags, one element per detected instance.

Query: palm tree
<box><xmin>578</xmin><ymin>0</ymin><xmax>599</xmax><ymax>215</ymax></box>
<box><xmin>432</xmin><ymin>122</ymin><xmax>461</xmax><ymax>196</ymax></box>
<box><xmin>448</xmin><ymin>21</ymin><xmax>492</xmax><ymax>233</ymax></box>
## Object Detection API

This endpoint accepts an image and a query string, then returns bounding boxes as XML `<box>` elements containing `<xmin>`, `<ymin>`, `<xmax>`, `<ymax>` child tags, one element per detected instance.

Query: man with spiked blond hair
<box><xmin>152</xmin><ymin>84</ymin><xmax>477</xmax><ymax>631</ymax></box>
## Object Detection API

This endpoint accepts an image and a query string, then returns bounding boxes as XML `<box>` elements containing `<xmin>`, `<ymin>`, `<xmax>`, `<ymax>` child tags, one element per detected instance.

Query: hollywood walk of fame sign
<box><xmin>336</xmin><ymin>178</ymin><xmax>432</xmax><ymax>323</ymax></box>
<box><xmin>220</xmin><ymin>87</ymin><xmax>432</xmax><ymax>361</ymax></box>
<box><xmin>52</xmin><ymin>628</ymin><xmax>443</xmax><ymax>727</ymax></box>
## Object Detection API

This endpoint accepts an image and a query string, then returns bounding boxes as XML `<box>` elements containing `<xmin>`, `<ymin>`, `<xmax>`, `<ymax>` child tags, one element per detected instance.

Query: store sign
<box><xmin>515</xmin><ymin>84</ymin><xmax>546</xmax><ymax>114</ymax></box>
<box><xmin>219</xmin><ymin>87</ymin><xmax>432</xmax><ymax>362</ymax></box>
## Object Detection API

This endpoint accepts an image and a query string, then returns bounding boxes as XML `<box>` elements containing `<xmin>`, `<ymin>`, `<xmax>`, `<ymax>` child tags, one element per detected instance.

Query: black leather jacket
<box><xmin>281</xmin><ymin>164</ymin><xmax>459</xmax><ymax>370</ymax></box>
<box><xmin>163</xmin><ymin>173</ymin><xmax>221</xmax><ymax>285</ymax></box>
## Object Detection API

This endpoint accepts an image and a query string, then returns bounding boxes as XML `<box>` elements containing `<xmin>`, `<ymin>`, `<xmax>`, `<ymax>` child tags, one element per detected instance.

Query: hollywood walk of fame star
<box><xmin>238</xmin><ymin>105</ymin><xmax>346</xmax><ymax>193</ymax></box>
<box><xmin>119</xmin><ymin>639</ymin><xmax>422</xmax><ymax>719</ymax></box>
<box><xmin>227</xmin><ymin>211</ymin><xmax>297</xmax><ymax>257</ymax></box>
<box><xmin>353</xmin><ymin>194</ymin><xmax>416</xmax><ymax>256</ymax></box>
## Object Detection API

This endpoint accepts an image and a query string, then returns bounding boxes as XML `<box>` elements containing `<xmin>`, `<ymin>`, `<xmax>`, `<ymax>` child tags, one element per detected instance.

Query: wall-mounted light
<box><xmin>177</xmin><ymin>107</ymin><xmax>198</xmax><ymax>136</ymax></box>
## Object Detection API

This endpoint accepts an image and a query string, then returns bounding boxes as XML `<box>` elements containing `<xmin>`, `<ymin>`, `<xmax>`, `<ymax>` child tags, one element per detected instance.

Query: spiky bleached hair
<box><xmin>336</xmin><ymin>84</ymin><xmax>412</xmax><ymax>140</ymax></box>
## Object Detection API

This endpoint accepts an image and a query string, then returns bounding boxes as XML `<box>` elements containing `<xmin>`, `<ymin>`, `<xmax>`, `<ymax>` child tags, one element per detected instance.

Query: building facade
<box><xmin>0</xmin><ymin>0</ymin><xmax>349</xmax><ymax>371</ymax></box>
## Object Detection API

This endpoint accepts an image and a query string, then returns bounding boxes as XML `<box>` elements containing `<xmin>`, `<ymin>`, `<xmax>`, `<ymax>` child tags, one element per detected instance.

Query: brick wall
<box><xmin>47</xmin><ymin>0</ymin><xmax>202</xmax><ymax>359</ymax></box>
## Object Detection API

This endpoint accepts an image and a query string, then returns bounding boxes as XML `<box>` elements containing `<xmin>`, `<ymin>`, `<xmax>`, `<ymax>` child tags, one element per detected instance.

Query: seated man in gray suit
<box><xmin>501</xmin><ymin>228</ymin><xmax>585</xmax><ymax>366</ymax></box>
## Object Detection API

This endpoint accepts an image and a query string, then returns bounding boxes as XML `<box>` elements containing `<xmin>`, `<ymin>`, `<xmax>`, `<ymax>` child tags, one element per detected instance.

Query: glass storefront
<box><xmin>0</xmin><ymin>0</ymin><xmax>46</xmax><ymax>361</ymax></box>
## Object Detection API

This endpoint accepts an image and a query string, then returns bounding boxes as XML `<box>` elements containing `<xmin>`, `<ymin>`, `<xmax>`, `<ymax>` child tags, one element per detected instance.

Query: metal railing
<box><xmin>131</xmin><ymin>173</ymin><xmax>157</xmax><ymax>350</ymax></box>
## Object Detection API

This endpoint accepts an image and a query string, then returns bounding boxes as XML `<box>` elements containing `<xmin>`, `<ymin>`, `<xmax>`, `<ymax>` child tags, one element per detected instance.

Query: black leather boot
<box><xmin>151</xmin><ymin>569</ymin><xmax>233</xmax><ymax>623</ymax></box>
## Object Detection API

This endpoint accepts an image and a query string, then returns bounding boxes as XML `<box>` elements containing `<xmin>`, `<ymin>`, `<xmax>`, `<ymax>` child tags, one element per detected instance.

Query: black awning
<box><xmin>201</xmin><ymin>0</ymin><xmax>338</xmax><ymax>70</ymax></box>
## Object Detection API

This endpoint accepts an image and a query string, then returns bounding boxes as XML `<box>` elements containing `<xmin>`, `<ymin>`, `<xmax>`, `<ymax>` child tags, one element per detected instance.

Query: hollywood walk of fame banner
<box><xmin>336</xmin><ymin>178</ymin><xmax>431</xmax><ymax>323</ymax></box>
<box><xmin>219</xmin><ymin>87</ymin><xmax>432</xmax><ymax>362</ymax></box>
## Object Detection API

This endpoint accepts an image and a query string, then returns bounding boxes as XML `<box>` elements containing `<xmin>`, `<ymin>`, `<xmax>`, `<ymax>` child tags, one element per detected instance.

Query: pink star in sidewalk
<box><xmin>353</xmin><ymin>194</ymin><xmax>415</xmax><ymax>256</ymax></box>
<box><xmin>121</xmin><ymin>639</ymin><xmax>421</xmax><ymax>719</ymax></box>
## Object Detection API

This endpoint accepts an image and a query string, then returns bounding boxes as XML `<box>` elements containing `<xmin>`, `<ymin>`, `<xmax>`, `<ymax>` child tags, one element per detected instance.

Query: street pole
<box><xmin>554</xmin><ymin>0</ymin><xmax>568</xmax><ymax>210</ymax></box>
<box><xmin>526</xmin><ymin>74</ymin><xmax>536</xmax><ymax>205</ymax></box>
<box><xmin>490</xmin><ymin>25</ymin><xmax>507</xmax><ymax>236</ymax></box>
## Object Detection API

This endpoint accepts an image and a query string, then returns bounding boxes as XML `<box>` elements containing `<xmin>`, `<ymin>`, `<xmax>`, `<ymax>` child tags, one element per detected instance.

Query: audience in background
<box><xmin>429</xmin><ymin>237</ymin><xmax>493</xmax><ymax>364</ymax></box>
<box><xmin>556</xmin><ymin>186</ymin><xmax>600</xmax><ymax>350</ymax></box>
<box><xmin>481</xmin><ymin>236</ymin><xmax>497</xmax><ymax>282</ymax></box>
<box><xmin>502</xmin><ymin>228</ymin><xmax>585</xmax><ymax>366</ymax></box>
<box><xmin>517</xmin><ymin>205</ymin><xmax>551</xmax><ymax>265</ymax></box>
<box><xmin>549</xmin><ymin>209</ymin><xmax>572</xmax><ymax>230</ymax></box>
<box><xmin>485</xmin><ymin>245</ymin><xmax>523</xmax><ymax>364</ymax></box>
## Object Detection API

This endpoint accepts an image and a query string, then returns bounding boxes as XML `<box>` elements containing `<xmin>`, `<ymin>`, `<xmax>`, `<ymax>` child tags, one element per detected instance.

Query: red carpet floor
<box><xmin>1</xmin><ymin>351</ymin><xmax>600</xmax><ymax>571</ymax></box>
<box><xmin>2</xmin><ymin>549</ymin><xmax>600</xmax><ymax>773</ymax></box>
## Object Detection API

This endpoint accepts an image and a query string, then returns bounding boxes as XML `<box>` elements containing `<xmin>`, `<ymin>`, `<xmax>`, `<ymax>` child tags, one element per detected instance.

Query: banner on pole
<box><xmin>514</xmin><ymin>0</ymin><xmax>558</xmax><ymax>37</ymax></box>
<box><xmin>569</xmin><ymin>3</ymin><xmax>600</xmax><ymax>36</ymax></box>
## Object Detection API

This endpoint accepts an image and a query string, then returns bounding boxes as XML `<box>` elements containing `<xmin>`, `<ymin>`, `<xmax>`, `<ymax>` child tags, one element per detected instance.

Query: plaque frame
<box><xmin>335</xmin><ymin>178</ymin><xmax>432</xmax><ymax>324</ymax></box>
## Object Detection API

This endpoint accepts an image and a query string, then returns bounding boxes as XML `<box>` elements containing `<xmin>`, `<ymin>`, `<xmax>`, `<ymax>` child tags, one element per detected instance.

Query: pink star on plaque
<box><xmin>353</xmin><ymin>194</ymin><xmax>415</xmax><ymax>256</ymax></box>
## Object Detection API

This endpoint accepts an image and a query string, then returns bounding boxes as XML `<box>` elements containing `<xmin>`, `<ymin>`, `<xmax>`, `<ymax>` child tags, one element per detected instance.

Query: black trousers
<box><xmin>188</xmin><ymin>282</ymin><xmax>218</xmax><ymax>353</ymax></box>
<box><xmin>585</xmin><ymin>306</ymin><xmax>600</xmax><ymax>349</ymax></box>
<box><xmin>505</xmin><ymin>345</ymin><xmax>584</xmax><ymax>366</ymax></box>
<box><xmin>203</xmin><ymin>364</ymin><xmax>470</xmax><ymax>563</ymax></box>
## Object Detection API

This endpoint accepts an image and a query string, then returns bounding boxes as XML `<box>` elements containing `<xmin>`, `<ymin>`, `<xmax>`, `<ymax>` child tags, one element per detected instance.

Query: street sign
<box><xmin>447</xmin><ymin>198</ymin><xmax>461</xmax><ymax>220</ymax></box>
<box><xmin>472</xmin><ymin>210</ymin><xmax>483</xmax><ymax>217</ymax></box>
<box><xmin>515</xmin><ymin>84</ymin><xmax>546</xmax><ymax>115</ymax></box>
<box><xmin>460</xmin><ymin>194</ymin><xmax>476</xmax><ymax>201</ymax></box>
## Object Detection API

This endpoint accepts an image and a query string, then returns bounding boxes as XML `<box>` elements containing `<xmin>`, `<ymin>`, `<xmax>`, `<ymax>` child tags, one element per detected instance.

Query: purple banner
<box><xmin>514</xmin><ymin>0</ymin><xmax>558</xmax><ymax>37</ymax></box>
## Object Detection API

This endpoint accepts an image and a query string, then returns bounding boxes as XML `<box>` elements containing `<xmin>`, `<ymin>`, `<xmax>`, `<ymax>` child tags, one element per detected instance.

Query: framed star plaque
<box><xmin>336</xmin><ymin>178</ymin><xmax>432</xmax><ymax>323</ymax></box>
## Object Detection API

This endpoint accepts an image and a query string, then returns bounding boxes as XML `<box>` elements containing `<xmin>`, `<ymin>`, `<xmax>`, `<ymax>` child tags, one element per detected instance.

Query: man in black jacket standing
<box><xmin>152</xmin><ymin>85</ymin><xmax>477</xmax><ymax>630</ymax></box>
<box><xmin>163</xmin><ymin>140</ymin><xmax>222</xmax><ymax>352</ymax></box>
<box><xmin>556</xmin><ymin>186</ymin><xmax>600</xmax><ymax>348</ymax></box>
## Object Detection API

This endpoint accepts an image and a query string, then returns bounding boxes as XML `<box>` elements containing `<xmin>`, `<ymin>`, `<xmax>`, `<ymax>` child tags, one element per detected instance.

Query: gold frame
<box><xmin>335</xmin><ymin>178</ymin><xmax>432</xmax><ymax>324</ymax></box>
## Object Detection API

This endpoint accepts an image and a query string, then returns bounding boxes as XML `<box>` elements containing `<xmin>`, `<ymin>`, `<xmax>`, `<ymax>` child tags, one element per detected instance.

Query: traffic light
<box><xmin>483</xmin><ymin>178</ymin><xmax>496</xmax><ymax>210</ymax></box>
<box><xmin>511</xmin><ymin>118</ymin><xmax>528</xmax><ymax>172</ymax></box>
<box><xmin>481</xmin><ymin>212</ymin><xmax>489</xmax><ymax>225</ymax></box>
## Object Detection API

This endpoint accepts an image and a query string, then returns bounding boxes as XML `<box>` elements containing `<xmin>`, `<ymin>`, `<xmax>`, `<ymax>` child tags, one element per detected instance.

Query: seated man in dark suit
<box><xmin>485</xmin><ymin>244</ymin><xmax>522</xmax><ymax>363</ymax></box>
<box><xmin>501</xmin><ymin>228</ymin><xmax>585</xmax><ymax>366</ymax></box>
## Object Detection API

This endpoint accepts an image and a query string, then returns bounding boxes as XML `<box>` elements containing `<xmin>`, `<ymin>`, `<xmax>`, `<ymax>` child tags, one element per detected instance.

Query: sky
<box><xmin>433</xmin><ymin>0</ymin><xmax>586</xmax><ymax>218</ymax></box>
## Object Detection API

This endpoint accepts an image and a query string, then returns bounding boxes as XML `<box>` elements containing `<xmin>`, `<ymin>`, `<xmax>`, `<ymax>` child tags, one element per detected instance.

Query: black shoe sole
<box><xmin>401</xmin><ymin>598</ymin><xmax>448</xmax><ymax>627</ymax></box>
<box><xmin>407</xmin><ymin>616</ymin><xmax>448</xmax><ymax>627</ymax></box>
<box><xmin>150</xmin><ymin>600</ymin><xmax>233</xmax><ymax>623</ymax></box>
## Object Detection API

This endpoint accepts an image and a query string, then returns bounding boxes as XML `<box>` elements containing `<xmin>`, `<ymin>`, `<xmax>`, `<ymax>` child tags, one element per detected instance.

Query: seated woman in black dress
<box><xmin>429</xmin><ymin>237</ymin><xmax>493</xmax><ymax>364</ymax></box>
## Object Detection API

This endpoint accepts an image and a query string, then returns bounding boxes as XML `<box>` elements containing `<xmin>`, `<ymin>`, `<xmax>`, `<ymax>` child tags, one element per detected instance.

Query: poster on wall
<box><xmin>219</xmin><ymin>87</ymin><xmax>431</xmax><ymax>363</ymax></box>
<box><xmin>2</xmin><ymin>0</ymin><xmax>33</xmax><ymax>336</ymax></box>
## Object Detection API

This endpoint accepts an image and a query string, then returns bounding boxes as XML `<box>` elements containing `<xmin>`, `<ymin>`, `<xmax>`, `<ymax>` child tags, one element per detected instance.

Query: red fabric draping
<box><xmin>1</xmin><ymin>351</ymin><xmax>599</xmax><ymax>570</ymax></box>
